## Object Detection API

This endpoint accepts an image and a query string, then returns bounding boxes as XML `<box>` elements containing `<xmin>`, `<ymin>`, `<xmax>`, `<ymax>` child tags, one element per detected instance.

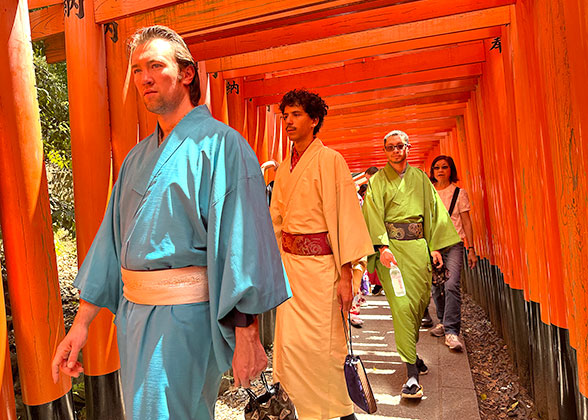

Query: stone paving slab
<box><xmin>352</xmin><ymin>295</ymin><xmax>481</xmax><ymax>420</ymax></box>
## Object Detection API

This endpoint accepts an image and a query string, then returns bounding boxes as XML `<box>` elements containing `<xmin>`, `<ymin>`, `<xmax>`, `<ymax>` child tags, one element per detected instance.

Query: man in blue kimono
<box><xmin>51</xmin><ymin>25</ymin><xmax>290</xmax><ymax>419</ymax></box>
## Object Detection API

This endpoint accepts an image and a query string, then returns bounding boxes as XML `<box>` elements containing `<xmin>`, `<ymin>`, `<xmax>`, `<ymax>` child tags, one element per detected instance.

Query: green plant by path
<box><xmin>33</xmin><ymin>41</ymin><xmax>75</xmax><ymax>234</ymax></box>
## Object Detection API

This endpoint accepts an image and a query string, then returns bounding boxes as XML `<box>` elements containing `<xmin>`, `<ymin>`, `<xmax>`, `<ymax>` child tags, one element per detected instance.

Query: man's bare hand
<box><xmin>338</xmin><ymin>263</ymin><xmax>354</xmax><ymax>313</ymax></box>
<box><xmin>431</xmin><ymin>250</ymin><xmax>443</xmax><ymax>268</ymax></box>
<box><xmin>379</xmin><ymin>247</ymin><xmax>397</xmax><ymax>268</ymax></box>
<box><xmin>232</xmin><ymin>319</ymin><xmax>267</xmax><ymax>388</ymax></box>
<box><xmin>51</xmin><ymin>323</ymin><xmax>87</xmax><ymax>383</ymax></box>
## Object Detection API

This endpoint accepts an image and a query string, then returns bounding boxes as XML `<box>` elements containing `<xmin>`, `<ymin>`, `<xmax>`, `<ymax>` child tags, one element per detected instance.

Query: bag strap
<box><xmin>340</xmin><ymin>311</ymin><xmax>354</xmax><ymax>356</ymax></box>
<box><xmin>260</xmin><ymin>371</ymin><xmax>271</xmax><ymax>392</ymax></box>
<box><xmin>246</xmin><ymin>371</ymin><xmax>272</xmax><ymax>400</ymax></box>
<box><xmin>448</xmin><ymin>187</ymin><xmax>460</xmax><ymax>216</ymax></box>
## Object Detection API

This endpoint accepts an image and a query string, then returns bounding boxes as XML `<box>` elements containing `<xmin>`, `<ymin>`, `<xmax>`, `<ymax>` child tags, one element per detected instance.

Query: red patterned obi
<box><xmin>282</xmin><ymin>231</ymin><xmax>333</xmax><ymax>256</ymax></box>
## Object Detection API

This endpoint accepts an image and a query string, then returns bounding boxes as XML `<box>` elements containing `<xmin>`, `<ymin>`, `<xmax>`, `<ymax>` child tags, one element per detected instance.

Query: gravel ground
<box><xmin>462</xmin><ymin>292</ymin><xmax>539</xmax><ymax>420</ymax></box>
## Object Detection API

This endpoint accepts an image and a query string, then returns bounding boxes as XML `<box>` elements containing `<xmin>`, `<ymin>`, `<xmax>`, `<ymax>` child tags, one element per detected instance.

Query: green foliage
<box><xmin>33</xmin><ymin>41</ymin><xmax>71</xmax><ymax>167</ymax></box>
<box><xmin>33</xmin><ymin>41</ymin><xmax>76</xmax><ymax>233</ymax></box>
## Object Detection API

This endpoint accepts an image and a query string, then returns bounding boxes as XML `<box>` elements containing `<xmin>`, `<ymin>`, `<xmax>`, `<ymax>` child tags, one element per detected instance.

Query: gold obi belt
<box><xmin>282</xmin><ymin>231</ymin><xmax>333</xmax><ymax>256</ymax></box>
<box><xmin>121</xmin><ymin>266</ymin><xmax>209</xmax><ymax>305</ymax></box>
<box><xmin>384</xmin><ymin>222</ymin><xmax>424</xmax><ymax>241</ymax></box>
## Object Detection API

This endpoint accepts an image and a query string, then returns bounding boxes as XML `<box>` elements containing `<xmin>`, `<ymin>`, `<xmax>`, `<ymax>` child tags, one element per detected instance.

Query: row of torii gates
<box><xmin>0</xmin><ymin>0</ymin><xmax>587</xmax><ymax>419</ymax></box>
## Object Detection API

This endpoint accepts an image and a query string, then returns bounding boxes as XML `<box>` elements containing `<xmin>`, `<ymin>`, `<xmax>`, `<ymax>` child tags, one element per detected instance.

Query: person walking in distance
<box><xmin>428</xmin><ymin>155</ymin><xmax>478</xmax><ymax>351</ymax></box>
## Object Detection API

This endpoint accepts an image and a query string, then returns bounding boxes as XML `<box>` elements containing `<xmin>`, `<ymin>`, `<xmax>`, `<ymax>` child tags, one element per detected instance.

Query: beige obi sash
<box><xmin>121</xmin><ymin>266</ymin><xmax>209</xmax><ymax>305</ymax></box>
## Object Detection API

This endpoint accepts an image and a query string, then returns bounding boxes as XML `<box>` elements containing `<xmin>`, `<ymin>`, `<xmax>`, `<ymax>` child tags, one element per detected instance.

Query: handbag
<box><xmin>432</xmin><ymin>263</ymin><xmax>450</xmax><ymax>287</ymax></box>
<box><xmin>341</xmin><ymin>312</ymin><xmax>378</xmax><ymax>414</ymax></box>
<box><xmin>244</xmin><ymin>372</ymin><xmax>297</xmax><ymax>420</ymax></box>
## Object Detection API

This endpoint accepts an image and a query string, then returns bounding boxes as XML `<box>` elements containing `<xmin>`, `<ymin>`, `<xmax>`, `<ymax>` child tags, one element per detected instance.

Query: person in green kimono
<box><xmin>362</xmin><ymin>130</ymin><xmax>460</xmax><ymax>399</ymax></box>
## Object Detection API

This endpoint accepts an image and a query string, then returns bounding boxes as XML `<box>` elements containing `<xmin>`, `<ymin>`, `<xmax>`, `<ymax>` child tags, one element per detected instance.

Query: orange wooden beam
<box><xmin>328</xmin><ymin>88</ymin><xmax>477</xmax><ymax>114</ymax></box>
<box><xmin>28</xmin><ymin>0</ymin><xmax>60</xmax><ymax>8</ymax></box>
<box><xmin>29</xmin><ymin>4</ymin><xmax>63</xmax><ymax>40</ymax></box>
<box><xmin>320</xmin><ymin>121</ymin><xmax>457</xmax><ymax>143</ymax></box>
<box><xmin>219</xmin><ymin>26</ymin><xmax>500</xmax><ymax>80</ymax></box>
<box><xmin>187</xmin><ymin>0</ymin><xmax>514</xmax><ymax>61</ymax></box>
<box><xmin>45</xmin><ymin>33</ymin><xmax>65</xmax><ymax>63</ymax></box>
<box><xmin>205</xmin><ymin>6</ymin><xmax>509</xmax><ymax>73</ymax></box>
<box><xmin>116</xmin><ymin>0</ymin><xmax>379</xmax><ymax>35</ymax></box>
<box><xmin>322</xmin><ymin>103</ymin><xmax>467</xmax><ymax>123</ymax></box>
<box><xmin>323</xmin><ymin>109</ymin><xmax>466</xmax><ymax>132</ymax></box>
<box><xmin>328</xmin><ymin>93</ymin><xmax>472</xmax><ymax>117</ymax></box>
<box><xmin>95</xmin><ymin>0</ymin><xmax>185</xmax><ymax>23</ymax></box>
<box><xmin>325</xmin><ymin>80</ymin><xmax>477</xmax><ymax>108</ymax></box>
<box><xmin>252</xmin><ymin>63</ymin><xmax>482</xmax><ymax>105</ymax></box>
<box><xmin>244</xmin><ymin>42</ymin><xmax>485</xmax><ymax>99</ymax></box>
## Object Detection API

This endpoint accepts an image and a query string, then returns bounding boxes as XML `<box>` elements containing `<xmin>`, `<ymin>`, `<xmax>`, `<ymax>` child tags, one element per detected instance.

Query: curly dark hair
<box><xmin>279</xmin><ymin>89</ymin><xmax>328</xmax><ymax>136</ymax></box>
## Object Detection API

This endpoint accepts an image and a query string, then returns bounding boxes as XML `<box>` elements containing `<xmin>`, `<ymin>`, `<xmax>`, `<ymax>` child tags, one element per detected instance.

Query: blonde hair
<box><xmin>128</xmin><ymin>25</ymin><xmax>200</xmax><ymax>105</ymax></box>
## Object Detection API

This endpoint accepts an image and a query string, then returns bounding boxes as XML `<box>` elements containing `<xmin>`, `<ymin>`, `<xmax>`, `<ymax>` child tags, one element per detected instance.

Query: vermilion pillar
<box><xmin>63</xmin><ymin>0</ymin><xmax>124</xmax><ymax>417</ymax></box>
<box><xmin>0</xmin><ymin>267</ymin><xmax>15</xmax><ymax>420</ymax></box>
<box><xmin>246</xmin><ymin>99</ymin><xmax>258</xmax><ymax>150</ymax></box>
<box><xmin>226</xmin><ymin>77</ymin><xmax>246</xmax><ymax>135</ymax></box>
<box><xmin>105</xmin><ymin>19</ymin><xmax>139</xmax><ymax>180</ymax></box>
<box><xmin>209</xmin><ymin>72</ymin><xmax>228</xmax><ymax>124</ymax></box>
<box><xmin>0</xmin><ymin>0</ymin><xmax>71</xmax><ymax>417</ymax></box>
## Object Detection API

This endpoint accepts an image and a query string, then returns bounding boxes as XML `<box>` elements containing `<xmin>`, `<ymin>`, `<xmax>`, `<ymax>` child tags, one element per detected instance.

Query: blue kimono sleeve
<box><xmin>73</xmin><ymin>181</ymin><xmax>123</xmax><ymax>315</ymax></box>
<box><xmin>206</xmin><ymin>169</ymin><xmax>291</xmax><ymax>371</ymax></box>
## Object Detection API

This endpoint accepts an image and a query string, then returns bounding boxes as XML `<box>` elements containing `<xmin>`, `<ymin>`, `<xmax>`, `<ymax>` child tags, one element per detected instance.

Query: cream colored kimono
<box><xmin>270</xmin><ymin>139</ymin><xmax>373</xmax><ymax>419</ymax></box>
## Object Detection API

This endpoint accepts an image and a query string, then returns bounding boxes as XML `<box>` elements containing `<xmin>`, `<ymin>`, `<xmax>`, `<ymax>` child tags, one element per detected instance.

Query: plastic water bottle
<box><xmin>389</xmin><ymin>264</ymin><xmax>406</xmax><ymax>297</ymax></box>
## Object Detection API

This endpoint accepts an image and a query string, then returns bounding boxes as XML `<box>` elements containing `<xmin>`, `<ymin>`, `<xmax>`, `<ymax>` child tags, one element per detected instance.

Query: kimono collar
<box><xmin>130</xmin><ymin>105</ymin><xmax>212</xmax><ymax>201</ymax></box>
<box><xmin>383</xmin><ymin>162</ymin><xmax>410</xmax><ymax>181</ymax></box>
<box><xmin>290</xmin><ymin>138</ymin><xmax>317</xmax><ymax>171</ymax></box>
<box><xmin>281</xmin><ymin>138</ymin><xmax>324</xmax><ymax>211</ymax></box>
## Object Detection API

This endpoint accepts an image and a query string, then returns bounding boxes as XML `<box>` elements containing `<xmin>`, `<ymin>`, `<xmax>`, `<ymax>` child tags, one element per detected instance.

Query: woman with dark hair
<box><xmin>428</xmin><ymin>155</ymin><xmax>477</xmax><ymax>352</ymax></box>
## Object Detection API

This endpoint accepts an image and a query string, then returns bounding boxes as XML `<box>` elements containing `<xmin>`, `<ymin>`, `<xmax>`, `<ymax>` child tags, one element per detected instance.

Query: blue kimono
<box><xmin>75</xmin><ymin>105</ymin><xmax>291</xmax><ymax>419</ymax></box>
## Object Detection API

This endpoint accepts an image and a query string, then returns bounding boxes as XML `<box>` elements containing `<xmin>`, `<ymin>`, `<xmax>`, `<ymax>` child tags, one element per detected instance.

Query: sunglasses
<box><xmin>433</xmin><ymin>165</ymin><xmax>449</xmax><ymax>170</ymax></box>
<box><xmin>384</xmin><ymin>143</ymin><xmax>409</xmax><ymax>152</ymax></box>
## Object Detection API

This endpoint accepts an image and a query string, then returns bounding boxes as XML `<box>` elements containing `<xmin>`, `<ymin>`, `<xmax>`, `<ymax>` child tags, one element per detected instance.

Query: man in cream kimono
<box><xmin>51</xmin><ymin>26</ymin><xmax>290</xmax><ymax>419</ymax></box>
<box><xmin>271</xmin><ymin>89</ymin><xmax>373</xmax><ymax>420</ymax></box>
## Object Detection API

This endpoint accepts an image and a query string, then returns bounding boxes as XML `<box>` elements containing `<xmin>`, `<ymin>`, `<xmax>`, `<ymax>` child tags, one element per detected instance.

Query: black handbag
<box><xmin>341</xmin><ymin>312</ymin><xmax>378</xmax><ymax>414</ymax></box>
<box><xmin>244</xmin><ymin>372</ymin><xmax>297</xmax><ymax>420</ymax></box>
<box><xmin>432</xmin><ymin>263</ymin><xmax>450</xmax><ymax>287</ymax></box>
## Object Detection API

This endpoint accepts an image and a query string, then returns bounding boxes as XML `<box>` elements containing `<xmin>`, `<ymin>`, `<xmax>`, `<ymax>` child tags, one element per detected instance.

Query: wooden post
<box><xmin>105</xmin><ymin>19</ymin><xmax>139</xmax><ymax>180</ymax></box>
<box><xmin>226</xmin><ymin>77</ymin><xmax>246</xmax><ymax>136</ymax></box>
<box><xmin>63</xmin><ymin>0</ymin><xmax>124</xmax><ymax>417</ymax></box>
<box><xmin>0</xmin><ymin>1</ymin><xmax>71</xmax><ymax>417</ymax></box>
<box><xmin>246</xmin><ymin>99</ymin><xmax>258</xmax><ymax>150</ymax></box>
<box><xmin>209</xmin><ymin>72</ymin><xmax>228</xmax><ymax>124</ymax></box>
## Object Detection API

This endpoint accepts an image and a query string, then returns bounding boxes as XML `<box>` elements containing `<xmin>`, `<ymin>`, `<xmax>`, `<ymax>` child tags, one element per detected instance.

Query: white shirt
<box><xmin>436</xmin><ymin>183</ymin><xmax>471</xmax><ymax>241</ymax></box>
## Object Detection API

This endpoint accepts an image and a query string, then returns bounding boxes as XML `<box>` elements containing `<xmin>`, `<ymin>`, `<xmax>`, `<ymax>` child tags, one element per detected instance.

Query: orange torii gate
<box><xmin>0</xmin><ymin>0</ymin><xmax>587</xmax><ymax>419</ymax></box>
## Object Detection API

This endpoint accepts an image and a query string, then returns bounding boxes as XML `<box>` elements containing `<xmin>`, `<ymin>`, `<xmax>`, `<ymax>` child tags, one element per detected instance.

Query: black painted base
<box><xmin>25</xmin><ymin>391</ymin><xmax>75</xmax><ymax>420</ymax></box>
<box><xmin>84</xmin><ymin>370</ymin><xmax>125</xmax><ymax>420</ymax></box>
<box><xmin>462</xmin><ymin>252</ymin><xmax>588</xmax><ymax>420</ymax></box>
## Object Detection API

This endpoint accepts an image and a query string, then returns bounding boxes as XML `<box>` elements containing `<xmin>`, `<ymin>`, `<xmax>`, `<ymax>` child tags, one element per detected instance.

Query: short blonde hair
<box><xmin>128</xmin><ymin>25</ymin><xmax>200</xmax><ymax>105</ymax></box>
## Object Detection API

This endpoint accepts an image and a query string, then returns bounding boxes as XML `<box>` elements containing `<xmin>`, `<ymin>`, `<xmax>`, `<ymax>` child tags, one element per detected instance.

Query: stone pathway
<box><xmin>353</xmin><ymin>295</ymin><xmax>480</xmax><ymax>420</ymax></box>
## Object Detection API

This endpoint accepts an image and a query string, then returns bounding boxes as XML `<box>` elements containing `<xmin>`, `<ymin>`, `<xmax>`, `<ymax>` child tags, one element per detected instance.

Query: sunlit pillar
<box><xmin>0</xmin><ymin>1</ymin><xmax>71</xmax><ymax>417</ymax></box>
<box><xmin>63</xmin><ymin>0</ymin><xmax>124</xmax><ymax>417</ymax></box>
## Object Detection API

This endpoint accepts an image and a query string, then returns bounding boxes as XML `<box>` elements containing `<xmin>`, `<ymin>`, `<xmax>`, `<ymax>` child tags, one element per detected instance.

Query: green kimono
<box><xmin>362</xmin><ymin>164</ymin><xmax>460</xmax><ymax>364</ymax></box>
